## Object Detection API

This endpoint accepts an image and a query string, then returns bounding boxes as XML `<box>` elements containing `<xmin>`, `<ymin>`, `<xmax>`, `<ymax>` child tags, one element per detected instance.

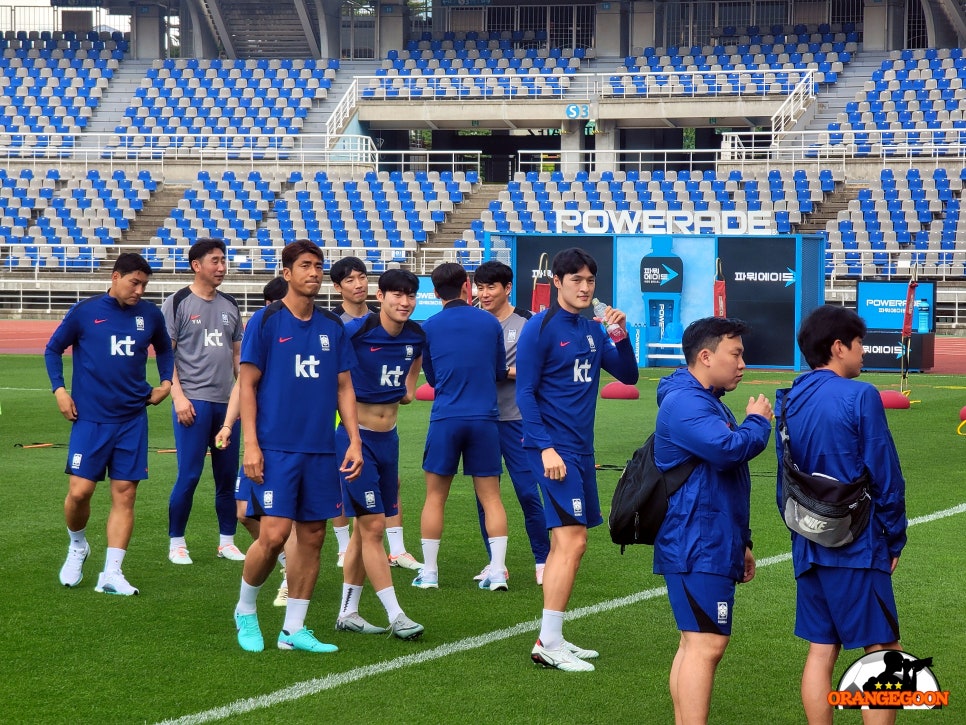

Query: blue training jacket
<box><xmin>516</xmin><ymin>304</ymin><xmax>638</xmax><ymax>455</ymax></box>
<box><xmin>775</xmin><ymin>369</ymin><xmax>907</xmax><ymax>577</ymax></box>
<box><xmin>652</xmin><ymin>367</ymin><xmax>772</xmax><ymax>581</ymax></box>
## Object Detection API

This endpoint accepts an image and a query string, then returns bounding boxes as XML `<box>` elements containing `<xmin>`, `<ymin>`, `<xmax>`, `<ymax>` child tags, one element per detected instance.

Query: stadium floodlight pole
<box><xmin>900</xmin><ymin>264</ymin><xmax>919</xmax><ymax>396</ymax></box>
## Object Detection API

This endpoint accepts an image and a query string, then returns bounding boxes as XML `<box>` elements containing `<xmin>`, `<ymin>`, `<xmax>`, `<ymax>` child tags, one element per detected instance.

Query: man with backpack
<box><xmin>653</xmin><ymin>317</ymin><xmax>772</xmax><ymax>722</ymax></box>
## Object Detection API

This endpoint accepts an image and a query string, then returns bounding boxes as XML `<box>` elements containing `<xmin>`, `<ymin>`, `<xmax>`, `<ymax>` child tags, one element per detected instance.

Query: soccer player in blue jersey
<box><xmin>162</xmin><ymin>239</ymin><xmax>245</xmax><ymax>566</ymax></box>
<box><xmin>329</xmin><ymin>257</ymin><xmax>372</xmax><ymax>564</ymax></box>
<box><xmin>217</xmin><ymin>277</ymin><xmax>293</xmax><ymax>606</ymax></box>
<box><xmin>516</xmin><ymin>247</ymin><xmax>639</xmax><ymax>672</ymax></box>
<box><xmin>654</xmin><ymin>317</ymin><xmax>772</xmax><ymax>719</ymax></box>
<box><xmin>232</xmin><ymin>241</ymin><xmax>363</xmax><ymax>654</ymax></box>
<box><xmin>335</xmin><ymin>269</ymin><xmax>425</xmax><ymax>639</ymax></box>
<box><xmin>472</xmin><ymin>260</ymin><xmax>550</xmax><ymax>587</ymax></box>
<box><xmin>330</xmin><ymin>256</ymin><xmax>421</xmax><ymax>571</ymax></box>
<box><xmin>46</xmin><ymin>252</ymin><xmax>174</xmax><ymax>596</ymax></box>
<box><xmin>776</xmin><ymin>306</ymin><xmax>905</xmax><ymax>725</ymax></box>
<box><xmin>413</xmin><ymin>262</ymin><xmax>510</xmax><ymax>591</ymax></box>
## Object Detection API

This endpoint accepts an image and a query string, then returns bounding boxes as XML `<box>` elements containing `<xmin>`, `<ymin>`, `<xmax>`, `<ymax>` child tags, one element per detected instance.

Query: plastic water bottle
<box><xmin>592</xmin><ymin>298</ymin><xmax>627</xmax><ymax>343</ymax></box>
<box><xmin>916</xmin><ymin>298</ymin><xmax>930</xmax><ymax>334</ymax></box>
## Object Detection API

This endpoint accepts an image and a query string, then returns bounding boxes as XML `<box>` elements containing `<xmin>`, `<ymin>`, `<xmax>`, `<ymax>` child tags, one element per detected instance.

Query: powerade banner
<box><xmin>717</xmin><ymin>235</ymin><xmax>799</xmax><ymax>367</ymax></box>
<box><xmin>412</xmin><ymin>275</ymin><xmax>442</xmax><ymax>321</ymax></box>
<box><xmin>856</xmin><ymin>280</ymin><xmax>936</xmax><ymax>333</ymax></box>
<box><xmin>513</xmin><ymin>236</ymin><xmax>614</xmax><ymax>316</ymax></box>
<box><xmin>861</xmin><ymin>330</ymin><xmax>934</xmax><ymax>371</ymax></box>
<box><xmin>500</xmin><ymin>233</ymin><xmax>824</xmax><ymax>370</ymax></box>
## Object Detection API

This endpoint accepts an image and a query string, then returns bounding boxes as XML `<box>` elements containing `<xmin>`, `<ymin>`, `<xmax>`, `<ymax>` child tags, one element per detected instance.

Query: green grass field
<box><xmin>1</xmin><ymin>354</ymin><xmax>963</xmax><ymax>724</ymax></box>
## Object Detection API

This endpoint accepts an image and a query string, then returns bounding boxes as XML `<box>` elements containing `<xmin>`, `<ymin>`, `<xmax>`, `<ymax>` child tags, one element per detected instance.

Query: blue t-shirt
<box><xmin>241</xmin><ymin>301</ymin><xmax>355</xmax><ymax>454</ymax></box>
<box><xmin>516</xmin><ymin>304</ymin><xmax>639</xmax><ymax>455</ymax></box>
<box><xmin>45</xmin><ymin>293</ymin><xmax>174</xmax><ymax>423</ymax></box>
<box><xmin>344</xmin><ymin>313</ymin><xmax>425</xmax><ymax>404</ymax></box>
<box><xmin>421</xmin><ymin>300</ymin><xmax>507</xmax><ymax>422</ymax></box>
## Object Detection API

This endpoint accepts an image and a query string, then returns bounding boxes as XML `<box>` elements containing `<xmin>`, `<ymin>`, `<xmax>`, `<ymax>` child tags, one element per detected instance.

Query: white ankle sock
<box><xmin>283</xmin><ymin>598</ymin><xmax>309</xmax><ymax>634</ymax></box>
<box><xmin>385</xmin><ymin>526</ymin><xmax>406</xmax><ymax>557</ymax></box>
<box><xmin>539</xmin><ymin>609</ymin><xmax>565</xmax><ymax>650</ymax></box>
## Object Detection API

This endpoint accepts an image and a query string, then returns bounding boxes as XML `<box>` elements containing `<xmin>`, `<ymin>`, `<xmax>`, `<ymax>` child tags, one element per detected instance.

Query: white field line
<box><xmin>157</xmin><ymin>502</ymin><xmax>966</xmax><ymax>725</ymax></box>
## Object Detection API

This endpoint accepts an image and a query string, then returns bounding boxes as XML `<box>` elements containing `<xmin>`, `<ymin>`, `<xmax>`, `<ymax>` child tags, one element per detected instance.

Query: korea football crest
<box><xmin>136</xmin><ymin>316</ymin><xmax>145</xmax><ymax>332</ymax></box>
<box><xmin>319</xmin><ymin>334</ymin><xmax>330</xmax><ymax>351</ymax></box>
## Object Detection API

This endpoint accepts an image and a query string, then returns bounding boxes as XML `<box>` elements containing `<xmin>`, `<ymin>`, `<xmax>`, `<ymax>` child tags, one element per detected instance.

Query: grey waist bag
<box><xmin>779</xmin><ymin>405</ymin><xmax>872</xmax><ymax>548</ymax></box>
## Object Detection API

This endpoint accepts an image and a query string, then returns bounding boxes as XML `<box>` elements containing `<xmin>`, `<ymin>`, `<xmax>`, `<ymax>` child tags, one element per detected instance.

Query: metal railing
<box><xmin>5</xmin><ymin>246</ymin><xmax>966</xmax><ymax>325</ymax></box>
<box><xmin>516</xmin><ymin>147</ymin><xmax>724</xmax><ymax>175</ymax></box>
<box><xmin>0</xmin><ymin>133</ymin><xmax>381</xmax><ymax>179</ymax></box>
<box><xmin>771</xmin><ymin>71</ymin><xmax>815</xmax><ymax>137</ymax></box>
<box><xmin>324</xmin><ymin>69</ymin><xmax>801</xmax><ymax>133</ymax></box>
<box><xmin>720</xmin><ymin>129</ymin><xmax>966</xmax><ymax>168</ymax></box>
<box><xmin>325</xmin><ymin>78</ymin><xmax>360</xmax><ymax>136</ymax></box>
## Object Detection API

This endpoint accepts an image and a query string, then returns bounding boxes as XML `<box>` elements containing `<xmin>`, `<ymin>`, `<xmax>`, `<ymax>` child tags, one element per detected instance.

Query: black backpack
<box><xmin>608</xmin><ymin>434</ymin><xmax>697</xmax><ymax>553</ymax></box>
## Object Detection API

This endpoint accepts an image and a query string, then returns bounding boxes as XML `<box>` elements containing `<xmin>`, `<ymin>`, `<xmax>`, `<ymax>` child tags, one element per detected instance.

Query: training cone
<box><xmin>415</xmin><ymin>383</ymin><xmax>435</xmax><ymax>401</ymax></box>
<box><xmin>880</xmin><ymin>390</ymin><xmax>911</xmax><ymax>409</ymax></box>
<box><xmin>600</xmin><ymin>382</ymin><xmax>639</xmax><ymax>400</ymax></box>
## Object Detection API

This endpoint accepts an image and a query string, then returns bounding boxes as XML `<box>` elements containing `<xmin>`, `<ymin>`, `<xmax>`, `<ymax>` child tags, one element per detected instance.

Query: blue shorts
<box><xmin>337</xmin><ymin>425</ymin><xmax>399</xmax><ymax>518</ymax></box>
<box><xmin>422</xmin><ymin>418</ymin><xmax>502</xmax><ymax>477</ymax></box>
<box><xmin>247</xmin><ymin>449</ymin><xmax>342</xmax><ymax>522</ymax></box>
<box><xmin>665</xmin><ymin>571</ymin><xmax>737</xmax><ymax>636</ymax></box>
<box><xmin>66</xmin><ymin>414</ymin><xmax>149</xmax><ymax>482</ymax></box>
<box><xmin>526</xmin><ymin>449</ymin><xmax>602</xmax><ymax>530</ymax></box>
<box><xmin>795</xmin><ymin>565</ymin><xmax>900</xmax><ymax>649</ymax></box>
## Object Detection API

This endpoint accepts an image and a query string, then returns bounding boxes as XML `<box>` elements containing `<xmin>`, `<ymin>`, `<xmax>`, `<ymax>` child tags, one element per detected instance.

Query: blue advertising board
<box><xmin>412</xmin><ymin>275</ymin><xmax>443</xmax><ymax>322</ymax></box>
<box><xmin>497</xmin><ymin>233</ymin><xmax>825</xmax><ymax>370</ymax></box>
<box><xmin>856</xmin><ymin>280</ymin><xmax>936</xmax><ymax>333</ymax></box>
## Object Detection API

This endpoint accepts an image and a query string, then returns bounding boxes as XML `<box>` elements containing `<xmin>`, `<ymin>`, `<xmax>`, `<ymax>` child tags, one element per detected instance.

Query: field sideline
<box><xmin>1</xmin><ymin>353</ymin><xmax>964</xmax><ymax>724</ymax></box>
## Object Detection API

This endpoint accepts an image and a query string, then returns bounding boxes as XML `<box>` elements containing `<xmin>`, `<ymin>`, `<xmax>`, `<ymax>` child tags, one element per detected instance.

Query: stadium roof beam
<box><xmin>293</xmin><ymin>0</ymin><xmax>321</xmax><ymax>59</ymax></box>
<box><xmin>200</xmin><ymin>0</ymin><xmax>235</xmax><ymax>59</ymax></box>
<box><xmin>933</xmin><ymin>0</ymin><xmax>966</xmax><ymax>44</ymax></box>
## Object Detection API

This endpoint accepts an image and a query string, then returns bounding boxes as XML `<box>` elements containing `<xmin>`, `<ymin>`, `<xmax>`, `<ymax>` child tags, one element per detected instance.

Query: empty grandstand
<box><xmin>0</xmin><ymin>1</ymin><xmax>964</xmax><ymax>329</ymax></box>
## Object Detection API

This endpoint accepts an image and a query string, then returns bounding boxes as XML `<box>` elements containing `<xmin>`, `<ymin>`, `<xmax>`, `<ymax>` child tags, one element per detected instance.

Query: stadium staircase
<box><xmin>427</xmin><ymin>183</ymin><xmax>503</xmax><ymax>249</ymax></box>
<box><xmin>76</xmin><ymin>59</ymin><xmax>152</xmax><ymax>146</ymax></box>
<box><xmin>796</xmin><ymin>50</ymin><xmax>890</xmax><ymax>133</ymax></box>
<box><xmin>120</xmin><ymin>183</ymin><xmax>185</xmax><ymax>248</ymax></box>
<box><xmin>795</xmin><ymin>183</ymin><xmax>853</xmax><ymax>234</ymax></box>
<box><xmin>216</xmin><ymin>0</ymin><xmax>319</xmax><ymax>59</ymax></box>
<box><xmin>302</xmin><ymin>59</ymin><xmax>383</xmax><ymax>136</ymax></box>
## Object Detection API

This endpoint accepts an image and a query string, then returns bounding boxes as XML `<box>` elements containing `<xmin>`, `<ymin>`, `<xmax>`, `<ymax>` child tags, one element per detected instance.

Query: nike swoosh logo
<box><xmin>278</xmin><ymin>337</ymin><xmax>293</xmax><ymax>343</ymax></box>
<box><xmin>94</xmin><ymin>319</ymin><xmax>107</xmax><ymax>324</ymax></box>
<box><xmin>559</xmin><ymin>341</ymin><xmax>571</xmax><ymax>347</ymax></box>
<box><xmin>190</xmin><ymin>314</ymin><xmax>201</xmax><ymax>320</ymax></box>
<box><xmin>370</xmin><ymin>346</ymin><xmax>383</xmax><ymax>352</ymax></box>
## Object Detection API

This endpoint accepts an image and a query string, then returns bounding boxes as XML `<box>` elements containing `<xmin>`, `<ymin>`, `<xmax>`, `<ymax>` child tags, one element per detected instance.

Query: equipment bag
<box><xmin>609</xmin><ymin>433</ymin><xmax>696</xmax><ymax>552</ymax></box>
<box><xmin>778</xmin><ymin>401</ymin><xmax>872</xmax><ymax>548</ymax></box>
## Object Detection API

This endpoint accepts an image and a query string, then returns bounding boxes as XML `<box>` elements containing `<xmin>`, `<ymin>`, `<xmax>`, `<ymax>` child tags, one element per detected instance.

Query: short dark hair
<box><xmin>281</xmin><ymin>240</ymin><xmax>323</xmax><ymax>270</ymax></box>
<box><xmin>329</xmin><ymin>256</ymin><xmax>367</xmax><ymax>285</ymax></box>
<box><xmin>431</xmin><ymin>262</ymin><xmax>467</xmax><ymax>301</ymax></box>
<box><xmin>682</xmin><ymin>317</ymin><xmax>750</xmax><ymax>365</ymax></box>
<box><xmin>474</xmin><ymin>260</ymin><xmax>513</xmax><ymax>287</ymax></box>
<box><xmin>797</xmin><ymin>305</ymin><xmax>867</xmax><ymax>369</ymax></box>
<box><xmin>188</xmin><ymin>238</ymin><xmax>226</xmax><ymax>264</ymax></box>
<box><xmin>113</xmin><ymin>252</ymin><xmax>152</xmax><ymax>277</ymax></box>
<box><xmin>552</xmin><ymin>247</ymin><xmax>597</xmax><ymax>278</ymax></box>
<box><xmin>262</xmin><ymin>277</ymin><xmax>288</xmax><ymax>304</ymax></box>
<box><xmin>379</xmin><ymin>268</ymin><xmax>419</xmax><ymax>295</ymax></box>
